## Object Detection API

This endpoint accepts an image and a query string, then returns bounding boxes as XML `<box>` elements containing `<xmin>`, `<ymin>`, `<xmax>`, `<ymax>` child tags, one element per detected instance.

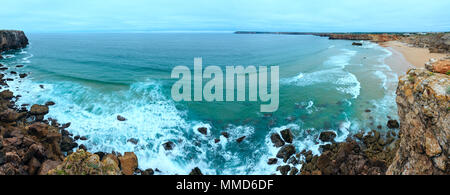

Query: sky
<box><xmin>1</xmin><ymin>0</ymin><xmax>450</xmax><ymax>32</ymax></box>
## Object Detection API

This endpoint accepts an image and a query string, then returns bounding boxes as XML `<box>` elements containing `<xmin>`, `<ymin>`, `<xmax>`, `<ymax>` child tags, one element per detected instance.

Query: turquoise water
<box><xmin>1</xmin><ymin>33</ymin><xmax>399</xmax><ymax>174</ymax></box>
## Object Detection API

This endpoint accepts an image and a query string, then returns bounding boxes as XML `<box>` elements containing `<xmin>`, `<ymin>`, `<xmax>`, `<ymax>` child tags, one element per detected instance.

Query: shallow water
<box><xmin>0</xmin><ymin>33</ymin><xmax>399</xmax><ymax>174</ymax></box>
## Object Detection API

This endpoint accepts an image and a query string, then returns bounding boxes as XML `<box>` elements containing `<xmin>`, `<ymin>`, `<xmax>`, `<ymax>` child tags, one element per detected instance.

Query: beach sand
<box><xmin>381</xmin><ymin>41</ymin><xmax>448</xmax><ymax>75</ymax></box>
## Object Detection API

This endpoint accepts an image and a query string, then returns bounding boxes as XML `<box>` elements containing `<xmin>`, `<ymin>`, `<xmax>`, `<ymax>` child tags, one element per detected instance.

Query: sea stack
<box><xmin>0</xmin><ymin>30</ymin><xmax>29</xmax><ymax>52</ymax></box>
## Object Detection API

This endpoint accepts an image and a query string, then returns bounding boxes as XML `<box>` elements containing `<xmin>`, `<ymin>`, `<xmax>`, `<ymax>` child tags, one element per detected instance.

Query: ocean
<box><xmin>1</xmin><ymin>33</ymin><xmax>399</xmax><ymax>174</ymax></box>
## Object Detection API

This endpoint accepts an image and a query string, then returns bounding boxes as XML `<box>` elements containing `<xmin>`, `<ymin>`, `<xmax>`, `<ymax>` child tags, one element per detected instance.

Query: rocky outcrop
<box><xmin>401</xmin><ymin>33</ymin><xmax>450</xmax><ymax>53</ymax></box>
<box><xmin>425</xmin><ymin>58</ymin><xmax>450</xmax><ymax>75</ymax></box>
<box><xmin>0</xmin><ymin>31</ymin><xmax>29</xmax><ymax>53</ymax></box>
<box><xmin>387</xmin><ymin>68</ymin><xmax>449</xmax><ymax>174</ymax></box>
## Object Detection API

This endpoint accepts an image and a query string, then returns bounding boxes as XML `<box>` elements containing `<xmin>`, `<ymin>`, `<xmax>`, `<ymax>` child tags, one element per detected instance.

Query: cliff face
<box><xmin>0</xmin><ymin>30</ymin><xmax>29</xmax><ymax>53</ymax></box>
<box><xmin>387</xmin><ymin>69</ymin><xmax>449</xmax><ymax>174</ymax></box>
<box><xmin>401</xmin><ymin>33</ymin><xmax>450</xmax><ymax>53</ymax></box>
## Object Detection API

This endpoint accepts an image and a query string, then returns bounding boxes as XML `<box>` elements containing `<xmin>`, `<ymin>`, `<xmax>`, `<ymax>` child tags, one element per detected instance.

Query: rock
<box><xmin>236</xmin><ymin>136</ymin><xmax>246</xmax><ymax>143</ymax></box>
<box><xmin>189</xmin><ymin>167</ymin><xmax>203</xmax><ymax>175</ymax></box>
<box><xmin>118</xmin><ymin>152</ymin><xmax>138</xmax><ymax>175</ymax></box>
<box><xmin>221</xmin><ymin>132</ymin><xmax>229</xmax><ymax>138</ymax></box>
<box><xmin>60</xmin><ymin>136</ymin><xmax>78</xmax><ymax>152</ymax></box>
<box><xmin>163</xmin><ymin>141</ymin><xmax>175</xmax><ymax>150</ymax></box>
<box><xmin>197</xmin><ymin>127</ymin><xmax>208</xmax><ymax>135</ymax></box>
<box><xmin>0</xmin><ymin>30</ymin><xmax>29</xmax><ymax>53</ymax></box>
<box><xmin>127</xmin><ymin>138</ymin><xmax>139</xmax><ymax>145</ymax></box>
<box><xmin>0</xmin><ymin>109</ymin><xmax>26</xmax><ymax>122</ymax></box>
<box><xmin>277</xmin><ymin>165</ymin><xmax>291</xmax><ymax>175</ymax></box>
<box><xmin>102</xmin><ymin>155</ymin><xmax>121</xmax><ymax>175</ymax></box>
<box><xmin>0</xmin><ymin>90</ymin><xmax>14</xmax><ymax>100</ymax></box>
<box><xmin>45</xmin><ymin>101</ymin><xmax>55</xmax><ymax>106</ymax></box>
<box><xmin>39</xmin><ymin>85</ymin><xmax>44</xmax><ymax>89</ymax></box>
<box><xmin>352</xmin><ymin>42</ymin><xmax>363</xmax><ymax>46</ymax></box>
<box><xmin>78</xmin><ymin>144</ymin><xmax>87</xmax><ymax>151</ymax></box>
<box><xmin>38</xmin><ymin>160</ymin><xmax>61</xmax><ymax>175</ymax></box>
<box><xmin>270</xmin><ymin>133</ymin><xmax>285</xmax><ymax>147</ymax></box>
<box><xmin>214</xmin><ymin>139</ymin><xmax>220</xmax><ymax>143</ymax></box>
<box><xmin>280</xmin><ymin>128</ymin><xmax>294</xmax><ymax>143</ymax></box>
<box><xmin>19</xmin><ymin>73</ymin><xmax>27</xmax><ymax>78</ymax></box>
<box><xmin>16</xmin><ymin>65</ymin><xmax>24</xmax><ymax>68</ymax></box>
<box><xmin>142</xmin><ymin>168</ymin><xmax>154</xmax><ymax>175</ymax></box>
<box><xmin>289</xmin><ymin>167</ymin><xmax>299</xmax><ymax>175</ymax></box>
<box><xmin>80</xmin><ymin>136</ymin><xmax>88</xmax><ymax>141</ymax></box>
<box><xmin>319</xmin><ymin>131</ymin><xmax>336</xmax><ymax>142</ymax></box>
<box><xmin>94</xmin><ymin>152</ymin><xmax>105</xmax><ymax>160</ymax></box>
<box><xmin>29</xmin><ymin>104</ymin><xmax>49</xmax><ymax>115</ymax></box>
<box><xmin>117</xmin><ymin>115</ymin><xmax>126</xmax><ymax>121</ymax></box>
<box><xmin>276</xmin><ymin>145</ymin><xmax>296</xmax><ymax>162</ymax></box>
<box><xmin>48</xmin><ymin>150</ymin><xmax>121</xmax><ymax>175</ymax></box>
<box><xmin>387</xmin><ymin>120</ymin><xmax>400</xmax><ymax>129</ymax></box>
<box><xmin>74</xmin><ymin>135</ymin><xmax>80</xmax><ymax>140</ymax></box>
<box><xmin>267</xmin><ymin>158</ymin><xmax>278</xmax><ymax>165</ymax></box>
<box><xmin>28</xmin><ymin>157</ymin><xmax>41</xmax><ymax>175</ymax></box>
<box><xmin>10</xmin><ymin>71</ymin><xmax>17</xmax><ymax>74</ymax></box>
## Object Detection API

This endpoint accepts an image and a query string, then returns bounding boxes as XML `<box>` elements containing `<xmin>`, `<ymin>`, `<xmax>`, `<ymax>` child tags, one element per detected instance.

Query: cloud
<box><xmin>1</xmin><ymin>0</ymin><xmax>449</xmax><ymax>32</ymax></box>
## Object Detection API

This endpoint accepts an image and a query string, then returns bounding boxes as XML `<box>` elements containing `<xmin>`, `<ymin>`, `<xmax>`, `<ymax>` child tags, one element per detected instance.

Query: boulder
<box><xmin>142</xmin><ymin>168</ymin><xmax>155</xmax><ymax>175</ymax></box>
<box><xmin>236</xmin><ymin>136</ymin><xmax>246</xmax><ymax>143</ymax></box>
<box><xmin>221</xmin><ymin>132</ymin><xmax>229</xmax><ymax>138</ymax></box>
<box><xmin>319</xmin><ymin>131</ymin><xmax>336</xmax><ymax>142</ymax></box>
<box><xmin>189</xmin><ymin>167</ymin><xmax>203</xmax><ymax>175</ymax></box>
<box><xmin>276</xmin><ymin>145</ymin><xmax>296</xmax><ymax>162</ymax></box>
<box><xmin>19</xmin><ymin>73</ymin><xmax>27</xmax><ymax>78</ymax></box>
<box><xmin>48</xmin><ymin>150</ymin><xmax>121</xmax><ymax>175</ymax></box>
<box><xmin>29</xmin><ymin>104</ymin><xmax>49</xmax><ymax>115</ymax></box>
<box><xmin>117</xmin><ymin>115</ymin><xmax>126</xmax><ymax>121</ymax></box>
<box><xmin>270</xmin><ymin>133</ymin><xmax>285</xmax><ymax>147</ymax></box>
<box><xmin>118</xmin><ymin>152</ymin><xmax>138</xmax><ymax>175</ymax></box>
<box><xmin>280</xmin><ymin>128</ymin><xmax>294</xmax><ymax>143</ymax></box>
<box><xmin>387</xmin><ymin>120</ymin><xmax>400</xmax><ymax>129</ymax></box>
<box><xmin>277</xmin><ymin>165</ymin><xmax>291</xmax><ymax>175</ymax></box>
<box><xmin>267</xmin><ymin>158</ymin><xmax>278</xmax><ymax>165</ymax></box>
<box><xmin>38</xmin><ymin>160</ymin><xmax>61</xmax><ymax>175</ymax></box>
<box><xmin>197</xmin><ymin>127</ymin><xmax>208</xmax><ymax>135</ymax></box>
<box><xmin>163</xmin><ymin>141</ymin><xmax>175</xmax><ymax>150</ymax></box>
<box><xmin>0</xmin><ymin>90</ymin><xmax>14</xmax><ymax>100</ymax></box>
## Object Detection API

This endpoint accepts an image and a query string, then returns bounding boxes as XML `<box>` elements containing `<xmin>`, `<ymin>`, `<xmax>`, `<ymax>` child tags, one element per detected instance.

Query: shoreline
<box><xmin>380</xmin><ymin>41</ymin><xmax>448</xmax><ymax>75</ymax></box>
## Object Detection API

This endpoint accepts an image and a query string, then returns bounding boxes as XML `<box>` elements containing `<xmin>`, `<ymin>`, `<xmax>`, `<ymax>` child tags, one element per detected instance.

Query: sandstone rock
<box><xmin>319</xmin><ymin>131</ymin><xmax>336</xmax><ymax>142</ymax></box>
<box><xmin>119</xmin><ymin>152</ymin><xmax>138</xmax><ymax>175</ymax></box>
<box><xmin>29</xmin><ymin>104</ymin><xmax>49</xmax><ymax>115</ymax></box>
<box><xmin>270</xmin><ymin>133</ymin><xmax>285</xmax><ymax>147</ymax></box>
<box><xmin>280</xmin><ymin>128</ymin><xmax>294</xmax><ymax>143</ymax></box>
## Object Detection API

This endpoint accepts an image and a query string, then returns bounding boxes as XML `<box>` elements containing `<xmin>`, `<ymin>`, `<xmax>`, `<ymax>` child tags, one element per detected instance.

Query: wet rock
<box><xmin>270</xmin><ymin>133</ymin><xmax>285</xmax><ymax>147</ymax></box>
<box><xmin>197</xmin><ymin>127</ymin><xmax>208</xmax><ymax>135</ymax></box>
<box><xmin>142</xmin><ymin>168</ymin><xmax>155</xmax><ymax>175</ymax></box>
<box><xmin>60</xmin><ymin>136</ymin><xmax>78</xmax><ymax>152</ymax></box>
<box><xmin>276</xmin><ymin>145</ymin><xmax>296</xmax><ymax>162</ymax></box>
<box><xmin>214</xmin><ymin>139</ymin><xmax>220</xmax><ymax>143</ymax></box>
<box><xmin>45</xmin><ymin>101</ymin><xmax>55</xmax><ymax>106</ymax></box>
<box><xmin>289</xmin><ymin>167</ymin><xmax>299</xmax><ymax>175</ymax></box>
<box><xmin>80</xmin><ymin>136</ymin><xmax>88</xmax><ymax>141</ymax></box>
<box><xmin>127</xmin><ymin>138</ymin><xmax>139</xmax><ymax>145</ymax></box>
<box><xmin>387</xmin><ymin>120</ymin><xmax>400</xmax><ymax>129</ymax></box>
<box><xmin>39</xmin><ymin>85</ymin><xmax>44</xmax><ymax>89</ymax></box>
<box><xmin>221</xmin><ymin>132</ymin><xmax>229</xmax><ymax>138</ymax></box>
<box><xmin>319</xmin><ymin>131</ymin><xmax>336</xmax><ymax>142</ymax></box>
<box><xmin>16</xmin><ymin>65</ymin><xmax>24</xmax><ymax>68</ymax></box>
<box><xmin>277</xmin><ymin>165</ymin><xmax>291</xmax><ymax>175</ymax></box>
<box><xmin>19</xmin><ymin>73</ymin><xmax>27</xmax><ymax>78</ymax></box>
<box><xmin>163</xmin><ymin>141</ymin><xmax>175</xmax><ymax>150</ymax></box>
<box><xmin>352</xmin><ymin>42</ymin><xmax>363</xmax><ymax>46</ymax></box>
<box><xmin>10</xmin><ymin>71</ymin><xmax>17</xmax><ymax>75</ymax></box>
<box><xmin>78</xmin><ymin>144</ymin><xmax>87</xmax><ymax>151</ymax></box>
<box><xmin>280</xmin><ymin>128</ymin><xmax>294</xmax><ymax>143</ymax></box>
<box><xmin>74</xmin><ymin>135</ymin><xmax>80</xmax><ymax>140</ymax></box>
<box><xmin>119</xmin><ymin>152</ymin><xmax>138</xmax><ymax>175</ymax></box>
<box><xmin>236</xmin><ymin>136</ymin><xmax>246</xmax><ymax>143</ymax></box>
<box><xmin>29</xmin><ymin>104</ymin><xmax>49</xmax><ymax>115</ymax></box>
<box><xmin>117</xmin><ymin>115</ymin><xmax>126</xmax><ymax>121</ymax></box>
<box><xmin>0</xmin><ymin>90</ymin><xmax>14</xmax><ymax>100</ymax></box>
<box><xmin>189</xmin><ymin>167</ymin><xmax>203</xmax><ymax>175</ymax></box>
<box><xmin>267</xmin><ymin>158</ymin><xmax>278</xmax><ymax>165</ymax></box>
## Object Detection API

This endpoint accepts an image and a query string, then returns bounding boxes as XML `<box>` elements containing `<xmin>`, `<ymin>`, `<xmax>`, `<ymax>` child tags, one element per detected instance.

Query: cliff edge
<box><xmin>387</xmin><ymin>68</ymin><xmax>449</xmax><ymax>174</ymax></box>
<box><xmin>0</xmin><ymin>30</ymin><xmax>29</xmax><ymax>53</ymax></box>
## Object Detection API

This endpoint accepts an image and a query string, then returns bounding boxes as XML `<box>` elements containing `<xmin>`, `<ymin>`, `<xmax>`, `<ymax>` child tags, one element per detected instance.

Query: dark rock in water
<box><xmin>352</xmin><ymin>42</ymin><xmax>363</xmax><ymax>46</ymax></box>
<box><xmin>39</xmin><ymin>85</ymin><xmax>44</xmax><ymax>89</ymax></box>
<box><xmin>289</xmin><ymin>167</ymin><xmax>299</xmax><ymax>175</ymax></box>
<box><xmin>377</xmin><ymin>125</ymin><xmax>382</xmax><ymax>129</ymax></box>
<box><xmin>277</xmin><ymin>165</ymin><xmax>291</xmax><ymax>175</ymax></box>
<box><xmin>270</xmin><ymin>133</ymin><xmax>285</xmax><ymax>147</ymax></box>
<box><xmin>16</xmin><ymin>65</ymin><xmax>24</xmax><ymax>68</ymax></box>
<box><xmin>61</xmin><ymin>122</ymin><xmax>71</xmax><ymax>129</ymax></box>
<box><xmin>142</xmin><ymin>168</ymin><xmax>154</xmax><ymax>175</ymax></box>
<box><xmin>221</xmin><ymin>132</ymin><xmax>229</xmax><ymax>138</ymax></box>
<box><xmin>267</xmin><ymin>158</ymin><xmax>278</xmax><ymax>165</ymax></box>
<box><xmin>197</xmin><ymin>127</ymin><xmax>208</xmax><ymax>135</ymax></box>
<box><xmin>29</xmin><ymin>104</ymin><xmax>49</xmax><ymax>115</ymax></box>
<box><xmin>45</xmin><ymin>101</ymin><xmax>55</xmax><ymax>106</ymax></box>
<box><xmin>319</xmin><ymin>131</ymin><xmax>337</xmax><ymax>142</ymax></box>
<box><xmin>0</xmin><ymin>90</ymin><xmax>14</xmax><ymax>100</ymax></box>
<box><xmin>387</xmin><ymin>120</ymin><xmax>400</xmax><ymax>129</ymax></box>
<box><xmin>117</xmin><ymin>115</ymin><xmax>126</xmax><ymax>121</ymax></box>
<box><xmin>80</xmin><ymin>136</ymin><xmax>88</xmax><ymax>141</ymax></box>
<box><xmin>10</xmin><ymin>71</ymin><xmax>17</xmax><ymax>75</ymax></box>
<box><xmin>214</xmin><ymin>138</ymin><xmax>220</xmax><ymax>143</ymax></box>
<box><xmin>127</xmin><ymin>138</ymin><xmax>139</xmax><ymax>145</ymax></box>
<box><xmin>236</xmin><ymin>136</ymin><xmax>246</xmax><ymax>143</ymax></box>
<box><xmin>365</xmin><ymin>109</ymin><xmax>371</xmax><ymax>112</ymax></box>
<box><xmin>276</xmin><ymin>145</ymin><xmax>296</xmax><ymax>162</ymax></box>
<box><xmin>79</xmin><ymin>144</ymin><xmax>87</xmax><ymax>151</ymax></box>
<box><xmin>288</xmin><ymin>156</ymin><xmax>299</xmax><ymax>165</ymax></box>
<box><xmin>280</xmin><ymin>128</ymin><xmax>294</xmax><ymax>143</ymax></box>
<box><xmin>60</xmin><ymin>136</ymin><xmax>77</xmax><ymax>152</ymax></box>
<box><xmin>163</xmin><ymin>141</ymin><xmax>175</xmax><ymax>150</ymax></box>
<box><xmin>0</xmin><ymin>67</ymin><xmax>8</xmax><ymax>71</ymax></box>
<box><xmin>189</xmin><ymin>167</ymin><xmax>203</xmax><ymax>175</ymax></box>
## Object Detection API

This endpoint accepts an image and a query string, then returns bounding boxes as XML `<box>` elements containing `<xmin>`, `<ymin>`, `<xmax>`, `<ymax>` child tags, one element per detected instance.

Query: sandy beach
<box><xmin>381</xmin><ymin>41</ymin><xmax>448</xmax><ymax>75</ymax></box>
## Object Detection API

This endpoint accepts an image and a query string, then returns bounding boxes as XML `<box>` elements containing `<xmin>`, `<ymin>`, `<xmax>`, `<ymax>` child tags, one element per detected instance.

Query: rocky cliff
<box><xmin>387</xmin><ymin>68</ymin><xmax>449</xmax><ymax>174</ymax></box>
<box><xmin>401</xmin><ymin>33</ymin><xmax>450</xmax><ymax>53</ymax></box>
<box><xmin>0</xmin><ymin>30</ymin><xmax>29</xmax><ymax>58</ymax></box>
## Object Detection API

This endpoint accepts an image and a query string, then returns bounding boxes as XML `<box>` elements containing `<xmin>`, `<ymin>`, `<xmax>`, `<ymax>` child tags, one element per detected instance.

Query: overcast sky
<box><xmin>1</xmin><ymin>0</ymin><xmax>449</xmax><ymax>32</ymax></box>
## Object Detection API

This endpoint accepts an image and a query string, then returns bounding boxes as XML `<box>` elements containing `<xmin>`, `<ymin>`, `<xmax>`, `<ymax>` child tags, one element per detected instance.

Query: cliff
<box><xmin>387</xmin><ymin>68</ymin><xmax>449</xmax><ymax>174</ymax></box>
<box><xmin>401</xmin><ymin>33</ymin><xmax>450</xmax><ymax>53</ymax></box>
<box><xmin>0</xmin><ymin>30</ymin><xmax>29</xmax><ymax>57</ymax></box>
